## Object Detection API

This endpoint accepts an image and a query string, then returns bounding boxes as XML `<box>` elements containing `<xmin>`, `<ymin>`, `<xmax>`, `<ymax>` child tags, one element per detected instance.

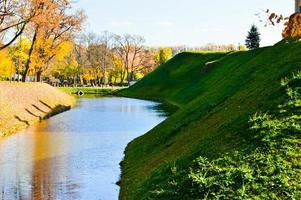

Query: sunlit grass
<box><xmin>0</xmin><ymin>82</ymin><xmax>75</xmax><ymax>136</ymax></box>
<box><xmin>58</xmin><ymin>86</ymin><xmax>126</xmax><ymax>95</ymax></box>
<box><xmin>118</xmin><ymin>40</ymin><xmax>301</xmax><ymax>199</ymax></box>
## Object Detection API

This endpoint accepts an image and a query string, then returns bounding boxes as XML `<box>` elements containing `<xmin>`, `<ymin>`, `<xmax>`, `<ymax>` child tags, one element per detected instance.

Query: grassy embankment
<box><xmin>0</xmin><ymin>82</ymin><xmax>75</xmax><ymax>137</ymax></box>
<box><xmin>118</xmin><ymin>40</ymin><xmax>301</xmax><ymax>199</ymax></box>
<box><xmin>58</xmin><ymin>87</ymin><xmax>124</xmax><ymax>96</ymax></box>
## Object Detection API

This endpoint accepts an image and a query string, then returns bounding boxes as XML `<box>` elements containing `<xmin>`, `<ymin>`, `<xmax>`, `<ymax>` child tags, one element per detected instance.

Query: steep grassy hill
<box><xmin>120</xmin><ymin>52</ymin><xmax>228</xmax><ymax>106</ymax></box>
<box><xmin>118</xmin><ymin>40</ymin><xmax>301</xmax><ymax>199</ymax></box>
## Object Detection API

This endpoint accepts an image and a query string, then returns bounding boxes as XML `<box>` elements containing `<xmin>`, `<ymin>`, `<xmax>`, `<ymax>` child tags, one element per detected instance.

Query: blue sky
<box><xmin>74</xmin><ymin>0</ymin><xmax>293</xmax><ymax>47</ymax></box>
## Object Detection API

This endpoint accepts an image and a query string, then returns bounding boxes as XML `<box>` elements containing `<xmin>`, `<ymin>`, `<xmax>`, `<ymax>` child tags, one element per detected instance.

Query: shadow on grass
<box><xmin>39</xmin><ymin>100</ymin><xmax>53</xmax><ymax>110</ymax></box>
<box><xmin>14</xmin><ymin>115</ymin><xmax>30</xmax><ymax>127</ymax></box>
<box><xmin>15</xmin><ymin>100</ymin><xmax>71</xmax><ymax>128</ymax></box>
<box><xmin>42</xmin><ymin>104</ymin><xmax>71</xmax><ymax>120</ymax></box>
<box><xmin>25</xmin><ymin>108</ymin><xmax>42</xmax><ymax>121</ymax></box>
<box><xmin>32</xmin><ymin>104</ymin><xmax>47</xmax><ymax>113</ymax></box>
<box><xmin>39</xmin><ymin>100</ymin><xmax>71</xmax><ymax>119</ymax></box>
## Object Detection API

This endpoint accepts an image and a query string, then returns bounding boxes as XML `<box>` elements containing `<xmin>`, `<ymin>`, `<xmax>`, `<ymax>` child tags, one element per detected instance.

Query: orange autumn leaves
<box><xmin>282</xmin><ymin>13</ymin><xmax>301</xmax><ymax>39</ymax></box>
<box><xmin>265</xmin><ymin>9</ymin><xmax>301</xmax><ymax>39</ymax></box>
<box><xmin>22</xmin><ymin>0</ymin><xmax>85</xmax><ymax>81</ymax></box>
<box><xmin>0</xmin><ymin>0</ymin><xmax>85</xmax><ymax>81</ymax></box>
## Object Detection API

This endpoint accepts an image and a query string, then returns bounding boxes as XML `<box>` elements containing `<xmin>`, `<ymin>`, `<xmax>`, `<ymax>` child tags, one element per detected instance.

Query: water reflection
<box><xmin>0</xmin><ymin>97</ymin><xmax>166</xmax><ymax>200</ymax></box>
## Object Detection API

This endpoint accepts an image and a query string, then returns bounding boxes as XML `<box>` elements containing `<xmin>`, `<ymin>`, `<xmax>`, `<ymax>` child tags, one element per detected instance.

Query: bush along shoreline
<box><xmin>148</xmin><ymin>72</ymin><xmax>301</xmax><ymax>199</ymax></box>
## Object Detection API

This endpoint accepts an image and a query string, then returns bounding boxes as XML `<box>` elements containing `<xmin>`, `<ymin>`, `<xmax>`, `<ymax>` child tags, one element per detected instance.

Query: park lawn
<box><xmin>0</xmin><ymin>82</ymin><xmax>75</xmax><ymax>136</ymax></box>
<box><xmin>58</xmin><ymin>86</ymin><xmax>124</xmax><ymax>95</ymax></box>
<box><xmin>118</xmin><ymin>40</ymin><xmax>301</xmax><ymax>199</ymax></box>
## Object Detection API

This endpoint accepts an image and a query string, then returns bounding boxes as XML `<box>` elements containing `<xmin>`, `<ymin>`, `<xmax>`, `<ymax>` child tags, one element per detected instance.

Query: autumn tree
<box><xmin>259</xmin><ymin>9</ymin><xmax>293</xmax><ymax>38</ymax></box>
<box><xmin>8</xmin><ymin>38</ymin><xmax>31</xmax><ymax>81</ymax></box>
<box><xmin>129</xmin><ymin>48</ymin><xmax>158</xmax><ymax>78</ymax></box>
<box><xmin>108</xmin><ymin>54</ymin><xmax>123</xmax><ymax>84</ymax></box>
<box><xmin>156</xmin><ymin>48</ymin><xmax>173</xmax><ymax>65</ymax></box>
<box><xmin>83</xmin><ymin>33</ymin><xmax>101</xmax><ymax>85</ymax></box>
<box><xmin>21</xmin><ymin>0</ymin><xmax>84</xmax><ymax>82</ymax></box>
<box><xmin>113</xmin><ymin>34</ymin><xmax>146</xmax><ymax>84</ymax></box>
<box><xmin>264</xmin><ymin>9</ymin><xmax>301</xmax><ymax>39</ymax></box>
<box><xmin>49</xmin><ymin>42</ymin><xmax>82</xmax><ymax>86</ymax></box>
<box><xmin>83</xmin><ymin>32</ymin><xmax>115</xmax><ymax>85</ymax></box>
<box><xmin>41</xmin><ymin>31</ymin><xmax>159</xmax><ymax>86</ymax></box>
<box><xmin>98</xmin><ymin>31</ymin><xmax>114</xmax><ymax>84</ymax></box>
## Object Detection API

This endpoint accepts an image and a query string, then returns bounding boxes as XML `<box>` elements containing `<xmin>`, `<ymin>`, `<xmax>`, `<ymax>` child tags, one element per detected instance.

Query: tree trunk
<box><xmin>36</xmin><ymin>70</ymin><xmax>42</xmax><ymax>82</ymax></box>
<box><xmin>120</xmin><ymin>74</ymin><xmax>124</xmax><ymax>85</ymax></box>
<box><xmin>16</xmin><ymin>70</ymin><xmax>19</xmax><ymax>82</ymax></box>
<box><xmin>128</xmin><ymin>71</ymin><xmax>134</xmax><ymax>83</ymax></box>
<box><xmin>22</xmin><ymin>29</ymin><xmax>38</xmax><ymax>82</ymax></box>
<box><xmin>102</xmin><ymin>71</ymin><xmax>106</xmax><ymax>85</ymax></box>
<box><xmin>120</xmin><ymin>69</ymin><xmax>126</xmax><ymax>85</ymax></box>
<box><xmin>80</xmin><ymin>75</ymin><xmax>83</xmax><ymax>85</ymax></box>
<box><xmin>126</xmin><ymin>67</ymin><xmax>133</xmax><ymax>85</ymax></box>
<box><xmin>73</xmin><ymin>75</ymin><xmax>76</xmax><ymax>87</ymax></box>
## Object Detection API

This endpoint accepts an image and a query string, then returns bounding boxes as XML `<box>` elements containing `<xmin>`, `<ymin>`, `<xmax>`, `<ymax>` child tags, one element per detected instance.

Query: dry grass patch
<box><xmin>0</xmin><ymin>82</ymin><xmax>75</xmax><ymax>136</ymax></box>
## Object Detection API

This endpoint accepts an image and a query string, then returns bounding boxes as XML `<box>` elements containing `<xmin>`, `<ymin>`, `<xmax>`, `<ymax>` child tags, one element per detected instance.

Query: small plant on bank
<box><xmin>189</xmin><ymin>72</ymin><xmax>301</xmax><ymax>199</ymax></box>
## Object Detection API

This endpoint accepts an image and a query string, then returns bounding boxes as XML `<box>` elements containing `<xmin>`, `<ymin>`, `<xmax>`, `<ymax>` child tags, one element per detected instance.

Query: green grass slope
<box><xmin>119</xmin><ymin>40</ymin><xmax>301</xmax><ymax>199</ymax></box>
<box><xmin>119</xmin><ymin>52</ymin><xmax>228</xmax><ymax>106</ymax></box>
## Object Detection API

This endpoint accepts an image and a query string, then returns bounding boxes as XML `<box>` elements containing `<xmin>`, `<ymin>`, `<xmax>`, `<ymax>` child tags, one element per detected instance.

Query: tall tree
<box><xmin>21</xmin><ymin>0</ymin><xmax>84</xmax><ymax>82</ymax></box>
<box><xmin>139</xmin><ymin>48</ymin><xmax>158</xmax><ymax>76</ymax></box>
<box><xmin>99</xmin><ymin>31</ymin><xmax>114</xmax><ymax>85</ymax></box>
<box><xmin>113</xmin><ymin>34</ymin><xmax>145</xmax><ymax>84</ymax></box>
<box><xmin>84</xmin><ymin>32</ymin><xmax>102</xmax><ymax>85</ymax></box>
<box><xmin>84</xmin><ymin>32</ymin><xmax>115</xmax><ymax>85</ymax></box>
<box><xmin>245</xmin><ymin>25</ymin><xmax>261</xmax><ymax>50</ymax></box>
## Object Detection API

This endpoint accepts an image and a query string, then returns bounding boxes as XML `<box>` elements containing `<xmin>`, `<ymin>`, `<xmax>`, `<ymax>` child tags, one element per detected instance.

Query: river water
<box><xmin>0</xmin><ymin>97</ymin><xmax>166</xmax><ymax>200</ymax></box>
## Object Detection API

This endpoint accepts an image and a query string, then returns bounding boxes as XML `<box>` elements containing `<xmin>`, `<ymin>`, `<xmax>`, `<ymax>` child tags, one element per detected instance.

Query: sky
<box><xmin>74</xmin><ymin>0</ymin><xmax>294</xmax><ymax>47</ymax></box>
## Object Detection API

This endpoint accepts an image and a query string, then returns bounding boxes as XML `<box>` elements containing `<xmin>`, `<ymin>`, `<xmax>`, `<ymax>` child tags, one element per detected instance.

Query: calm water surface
<box><xmin>0</xmin><ymin>97</ymin><xmax>166</xmax><ymax>200</ymax></box>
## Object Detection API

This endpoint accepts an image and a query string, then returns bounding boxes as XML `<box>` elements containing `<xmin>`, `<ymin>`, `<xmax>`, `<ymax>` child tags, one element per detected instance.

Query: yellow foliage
<box><xmin>31</xmin><ymin>36</ymin><xmax>74</xmax><ymax>72</ymax></box>
<box><xmin>52</xmin><ymin>43</ymin><xmax>78</xmax><ymax>71</ymax></box>
<box><xmin>8</xmin><ymin>38</ymin><xmax>31</xmax><ymax>74</ymax></box>
<box><xmin>113</xmin><ymin>54</ymin><xmax>124</xmax><ymax>70</ymax></box>
<box><xmin>0</xmin><ymin>50</ymin><xmax>14</xmax><ymax>79</ymax></box>
<box><xmin>55</xmin><ymin>41</ymin><xmax>74</xmax><ymax>61</ymax></box>
<box><xmin>10</xmin><ymin>38</ymin><xmax>31</xmax><ymax>62</ymax></box>
<box><xmin>82</xmin><ymin>69</ymin><xmax>95</xmax><ymax>81</ymax></box>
